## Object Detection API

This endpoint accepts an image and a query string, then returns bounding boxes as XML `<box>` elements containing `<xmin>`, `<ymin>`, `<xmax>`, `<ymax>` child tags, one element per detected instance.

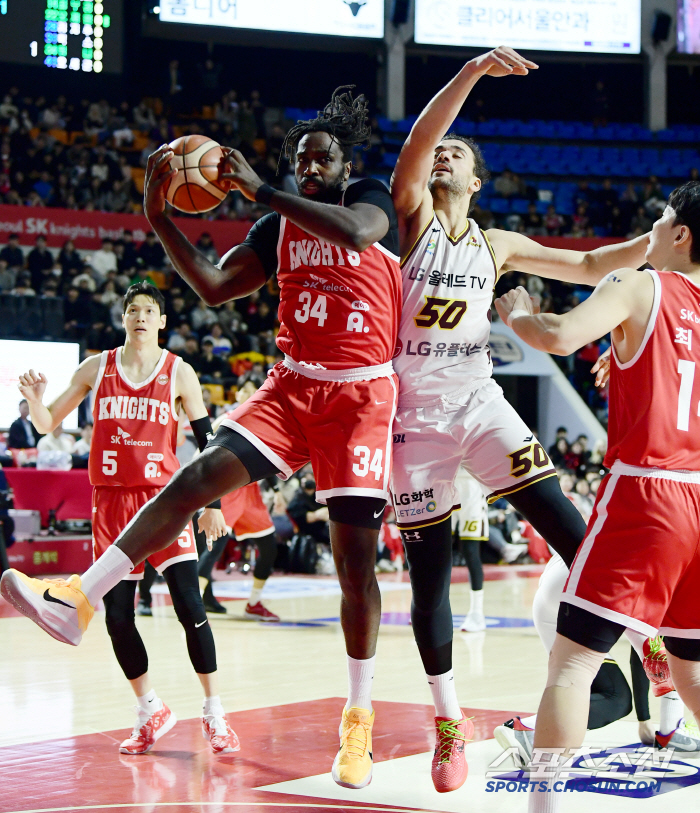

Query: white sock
<box><xmin>520</xmin><ymin>714</ymin><xmax>537</xmax><ymax>729</ymax></box>
<box><xmin>248</xmin><ymin>577</ymin><xmax>266</xmax><ymax>607</ymax></box>
<box><xmin>203</xmin><ymin>695</ymin><xmax>225</xmax><ymax>718</ymax></box>
<box><xmin>427</xmin><ymin>669</ymin><xmax>462</xmax><ymax>720</ymax></box>
<box><xmin>81</xmin><ymin>546</ymin><xmax>134</xmax><ymax>605</ymax></box>
<box><xmin>528</xmin><ymin>752</ymin><xmax>563</xmax><ymax>813</ymax></box>
<box><xmin>469</xmin><ymin>588</ymin><xmax>484</xmax><ymax>616</ymax></box>
<box><xmin>136</xmin><ymin>688</ymin><xmax>162</xmax><ymax>714</ymax></box>
<box><xmin>660</xmin><ymin>691</ymin><xmax>684</xmax><ymax>734</ymax></box>
<box><xmin>346</xmin><ymin>655</ymin><xmax>375</xmax><ymax>712</ymax></box>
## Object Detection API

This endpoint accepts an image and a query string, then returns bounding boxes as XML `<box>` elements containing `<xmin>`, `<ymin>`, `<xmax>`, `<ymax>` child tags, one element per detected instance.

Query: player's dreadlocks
<box><xmin>281</xmin><ymin>85</ymin><xmax>371</xmax><ymax>167</ymax></box>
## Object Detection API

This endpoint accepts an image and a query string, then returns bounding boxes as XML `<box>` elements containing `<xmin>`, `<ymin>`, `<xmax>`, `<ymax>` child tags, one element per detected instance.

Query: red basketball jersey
<box><xmin>275</xmin><ymin>215</ymin><xmax>402</xmax><ymax>370</ymax></box>
<box><xmin>605</xmin><ymin>269</ymin><xmax>700</xmax><ymax>470</ymax></box>
<box><xmin>89</xmin><ymin>348</ymin><xmax>181</xmax><ymax>487</ymax></box>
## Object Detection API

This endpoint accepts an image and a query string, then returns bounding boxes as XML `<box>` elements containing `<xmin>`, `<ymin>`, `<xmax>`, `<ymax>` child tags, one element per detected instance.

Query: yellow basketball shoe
<box><xmin>0</xmin><ymin>570</ymin><xmax>94</xmax><ymax>646</ymax></box>
<box><xmin>331</xmin><ymin>707</ymin><xmax>374</xmax><ymax>789</ymax></box>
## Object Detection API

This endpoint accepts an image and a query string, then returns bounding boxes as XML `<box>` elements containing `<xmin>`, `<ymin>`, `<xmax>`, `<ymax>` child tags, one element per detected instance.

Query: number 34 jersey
<box><xmin>393</xmin><ymin>215</ymin><xmax>498</xmax><ymax>404</ymax></box>
<box><xmin>89</xmin><ymin>348</ymin><xmax>181</xmax><ymax>488</ymax></box>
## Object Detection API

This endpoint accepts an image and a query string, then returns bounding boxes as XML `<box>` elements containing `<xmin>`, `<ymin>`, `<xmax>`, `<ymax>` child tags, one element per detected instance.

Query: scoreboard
<box><xmin>0</xmin><ymin>0</ymin><xmax>122</xmax><ymax>74</ymax></box>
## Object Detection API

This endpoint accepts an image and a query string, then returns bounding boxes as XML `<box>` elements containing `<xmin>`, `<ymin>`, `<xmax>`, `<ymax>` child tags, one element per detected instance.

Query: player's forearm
<box><xmin>407</xmin><ymin>62</ymin><xmax>482</xmax><ymax>153</ymax></box>
<box><xmin>584</xmin><ymin>233</ymin><xmax>650</xmax><ymax>282</ymax></box>
<box><xmin>510</xmin><ymin>312</ymin><xmax>576</xmax><ymax>356</ymax></box>
<box><xmin>266</xmin><ymin>191</ymin><xmax>378</xmax><ymax>251</ymax></box>
<box><xmin>148</xmin><ymin>214</ymin><xmax>248</xmax><ymax>304</ymax></box>
<box><xmin>26</xmin><ymin>401</ymin><xmax>55</xmax><ymax>434</ymax></box>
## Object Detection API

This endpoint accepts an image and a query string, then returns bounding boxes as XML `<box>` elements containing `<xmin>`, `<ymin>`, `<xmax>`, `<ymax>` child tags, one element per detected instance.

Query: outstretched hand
<box><xmin>469</xmin><ymin>46</ymin><xmax>538</xmax><ymax>78</ymax></box>
<box><xmin>18</xmin><ymin>369</ymin><xmax>48</xmax><ymax>403</ymax></box>
<box><xmin>144</xmin><ymin>144</ymin><xmax>177</xmax><ymax>221</ymax></box>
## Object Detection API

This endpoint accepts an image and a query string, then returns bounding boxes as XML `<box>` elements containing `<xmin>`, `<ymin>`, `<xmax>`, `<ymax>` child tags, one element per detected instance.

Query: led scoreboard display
<box><xmin>0</xmin><ymin>0</ymin><xmax>122</xmax><ymax>73</ymax></box>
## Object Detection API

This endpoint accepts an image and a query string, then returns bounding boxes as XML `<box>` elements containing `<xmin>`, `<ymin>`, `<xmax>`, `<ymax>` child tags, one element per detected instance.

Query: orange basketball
<box><xmin>164</xmin><ymin>135</ymin><xmax>231</xmax><ymax>214</ymax></box>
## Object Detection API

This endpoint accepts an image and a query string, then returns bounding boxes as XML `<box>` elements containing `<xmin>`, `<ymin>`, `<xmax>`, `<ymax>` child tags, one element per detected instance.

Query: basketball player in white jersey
<box><xmin>496</xmin><ymin>182</ymin><xmax>700</xmax><ymax>811</ymax></box>
<box><xmin>389</xmin><ymin>46</ymin><xmax>652</xmax><ymax>791</ymax></box>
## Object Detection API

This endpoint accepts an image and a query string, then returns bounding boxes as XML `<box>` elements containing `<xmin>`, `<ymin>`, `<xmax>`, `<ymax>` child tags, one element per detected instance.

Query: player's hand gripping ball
<box><xmin>164</xmin><ymin>135</ymin><xmax>232</xmax><ymax>214</ymax></box>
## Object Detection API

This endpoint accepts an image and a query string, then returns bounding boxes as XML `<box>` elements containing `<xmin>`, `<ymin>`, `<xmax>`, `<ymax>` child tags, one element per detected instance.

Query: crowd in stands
<box><xmin>5</xmin><ymin>82</ymin><xmax>690</xmax><ymax>426</ymax></box>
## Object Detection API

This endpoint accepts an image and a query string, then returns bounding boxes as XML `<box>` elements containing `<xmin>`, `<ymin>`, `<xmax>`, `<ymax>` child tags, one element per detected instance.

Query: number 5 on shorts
<box><xmin>352</xmin><ymin>446</ymin><xmax>383</xmax><ymax>480</ymax></box>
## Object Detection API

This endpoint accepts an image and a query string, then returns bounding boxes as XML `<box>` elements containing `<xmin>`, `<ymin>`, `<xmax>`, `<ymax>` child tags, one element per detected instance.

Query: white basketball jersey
<box><xmin>393</xmin><ymin>214</ymin><xmax>498</xmax><ymax>404</ymax></box>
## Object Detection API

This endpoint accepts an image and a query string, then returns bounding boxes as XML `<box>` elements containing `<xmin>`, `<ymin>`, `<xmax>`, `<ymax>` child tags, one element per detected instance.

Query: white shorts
<box><xmin>452</xmin><ymin>469</ymin><xmax>489</xmax><ymax>541</ymax></box>
<box><xmin>391</xmin><ymin>379</ymin><xmax>556</xmax><ymax>531</ymax></box>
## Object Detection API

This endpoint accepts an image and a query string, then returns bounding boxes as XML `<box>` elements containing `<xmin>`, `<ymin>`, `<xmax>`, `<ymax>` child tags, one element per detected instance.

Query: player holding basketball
<box><xmin>2</xmin><ymin>88</ymin><xmax>401</xmax><ymax>791</ymax></box>
<box><xmin>389</xmin><ymin>46</ymin><xmax>651</xmax><ymax>792</ymax></box>
<box><xmin>7</xmin><ymin>282</ymin><xmax>237</xmax><ymax>756</ymax></box>
<box><xmin>495</xmin><ymin>181</ymin><xmax>700</xmax><ymax>811</ymax></box>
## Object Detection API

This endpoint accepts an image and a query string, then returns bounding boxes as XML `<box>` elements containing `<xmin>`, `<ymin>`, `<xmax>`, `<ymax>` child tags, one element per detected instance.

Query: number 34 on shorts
<box><xmin>352</xmin><ymin>446</ymin><xmax>383</xmax><ymax>480</ymax></box>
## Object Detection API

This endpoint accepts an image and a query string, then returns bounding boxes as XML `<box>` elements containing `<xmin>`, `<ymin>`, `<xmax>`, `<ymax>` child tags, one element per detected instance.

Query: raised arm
<box><xmin>488</xmin><ymin>229</ymin><xmax>651</xmax><ymax>287</ymax></box>
<box><xmin>144</xmin><ymin>146</ymin><xmax>267</xmax><ymax>306</ymax></box>
<box><xmin>18</xmin><ymin>355</ymin><xmax>100</xmax><ymax>434</ymax></box>
<box><xmin>494</xmin><ymin>269</ymin><xmax>653</xmax><ymax>356</ymax></box>
<box><xmin>391</xmin><ymin>47</ymin><xmax>537</xmax><ymax>225</ymax></box>
<box><xmin>222</xmin><ymin>149</ymin><xmax>389</xmax><ymax>252</ymax></box>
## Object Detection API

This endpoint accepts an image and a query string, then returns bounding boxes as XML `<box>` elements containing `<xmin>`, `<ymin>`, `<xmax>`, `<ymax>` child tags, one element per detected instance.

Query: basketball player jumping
<box><xmin>2</xmin><ymin>89</ymin><xmax>401</xmax><ymax>791</ymax></box>
<box><xmin>10</xmin><ymin>282</ymin><xmax>237</xmax><ymax>756</ymax></box>
<box><xmin>389</xmin><ymin>46</ymin><xmax>651</xmax><ymax>792</ymax></box>
<box><xmin>496</xmin><ymin>181</ymin><xmax>700</xmax><ymax>812</ymax></box>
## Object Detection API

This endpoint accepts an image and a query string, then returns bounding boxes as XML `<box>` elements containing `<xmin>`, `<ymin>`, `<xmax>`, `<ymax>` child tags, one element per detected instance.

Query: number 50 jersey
<box><xmin>393</xmin><ymin>215</ymin><xmax>498</xmax><ymax>404</ymax></box>
<box><xmin>89</xmin><ymin>348</ymin><xmax>181</xmax><ymax>488</ymax></box>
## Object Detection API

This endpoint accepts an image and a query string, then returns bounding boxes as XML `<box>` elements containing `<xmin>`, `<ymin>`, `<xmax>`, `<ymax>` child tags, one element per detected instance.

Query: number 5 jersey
<box><xmin>89</xmin><ymin>348</ymin><xmax>181</xmax><ymax>488</ymax></box>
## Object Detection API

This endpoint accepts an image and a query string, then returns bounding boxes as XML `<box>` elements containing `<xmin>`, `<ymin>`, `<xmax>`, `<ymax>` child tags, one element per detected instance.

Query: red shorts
<box><xmin>92</xmin><ymin>485</ymin><xmax>197</xmax><ymax>581</ymax></box>
<box><xmin>563</xmin><ymin>464</ymin><xmax>700</xmax><ymax>638</ymax></box>
<box><xmin>220</xmin><ymin>361</ymin><xmax>398</xmax><ymax>504</ymax></box>
<box><xmin>221</xmin><ymin>483</ymin><xmax>275</xmax><ymax>541</ymax></box>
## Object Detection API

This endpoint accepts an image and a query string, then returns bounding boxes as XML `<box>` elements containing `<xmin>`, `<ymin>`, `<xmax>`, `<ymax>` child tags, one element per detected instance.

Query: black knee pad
<box><xmin>665</xmin><ymin>636</ymin><xmax>700</xmax><ymax>661</ymax></box>
<box><xmin>253</xmin><ymin>532</ymin><xmax>278</xmax><ymax>581</ymax></box>
<box><xmin>103</xmin><ymin>581</ymin><xmax>148</xmax><ymax>680</ymax></box>
<box><xmin>327</xmin><ymin>496</ymin><xmax>386</xmax><ymax>530</ymax></box>
<box><xmin>588</xmin><ymin>660</ymin><xmax>633</xmax><ymax>729</ymax></box>
<box><xmin>403</xmin><ymin>518</ymin><xmax>454</xmax><ymax>653</ymax></box>
<box><xmin>507</xmin><ymin>475</ymin><xmax>587</xmax><ymax>568</ymax></box>
<box><xmin>163</xmin><ymin>560</ymin><xmax>217</xmax><ymax>674</ymax></box>
<box><xmin>557</xmin><ymin>602</ymin><xmax>625</xmax><ymax>654</ymax></box>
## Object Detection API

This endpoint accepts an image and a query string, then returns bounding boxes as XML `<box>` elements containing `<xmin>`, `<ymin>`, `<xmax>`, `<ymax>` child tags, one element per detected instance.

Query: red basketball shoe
<box><xmin>431</xmin><ymin>714</ymin><xmax>474</xmax><ymax>793</ymax></box>
<box><xmin>119</xmin><ymin>703</ymin><xmax>177</xmax><ymax>755</ymax></box>
<box><xmin>244</xmin><ymin>601</ymin><xmax>280</xmax><ymax>622</ymax></box>
<box><xmin>202</xmin><ymin>714</ymin><xmax>241</xmax><ymax>754</ymax></box>
<box><xmin>643</xmin><ymin>637</ymin><xmax>675</xmax><ymax>697</ymax></box>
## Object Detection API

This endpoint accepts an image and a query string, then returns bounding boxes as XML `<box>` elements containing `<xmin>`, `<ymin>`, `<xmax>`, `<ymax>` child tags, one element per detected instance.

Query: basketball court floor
<box><xmin>2</xmin><ymin>564</ymin><xmax>699</xmax><ymax>813</ymax></box>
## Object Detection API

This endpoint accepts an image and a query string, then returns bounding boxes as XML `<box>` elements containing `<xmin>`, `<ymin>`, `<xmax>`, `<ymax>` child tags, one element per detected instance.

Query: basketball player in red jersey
<box><xmin>2</xmin><ymin>89</ymin><xmax>401</xmax><ymax>790</ymax></box>
<box><xmin>4</xmin><ymin>283</ymin><xmax>238</xmax><ymax>756</ymax></box>
<box><xmin>495</xmin><ymin>182</ymin><xmax>700</xmax><ymax>812</ymax></box>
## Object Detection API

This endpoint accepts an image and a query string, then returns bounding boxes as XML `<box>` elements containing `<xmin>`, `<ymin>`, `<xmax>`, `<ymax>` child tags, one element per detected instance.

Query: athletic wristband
<box><xmin>255</xmin><ymin>184</ymin><xmax>277</xmax><ymax>206</ymax></box>
<box><xmin>507</xmin><ymin>309</ymin><xmax>531</xmax><ymax>328</ymax></box>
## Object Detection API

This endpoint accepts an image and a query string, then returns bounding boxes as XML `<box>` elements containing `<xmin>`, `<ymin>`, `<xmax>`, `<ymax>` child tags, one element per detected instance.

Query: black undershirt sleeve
<box><xmin>343</xmin><ymin>178</ymin><xmax>400</xmax><ymax>257</ymax></box>
<box><xmin>240</xmin><ymin>212</ymin><xmax>281</xmax><ymax>280</ymax></box>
